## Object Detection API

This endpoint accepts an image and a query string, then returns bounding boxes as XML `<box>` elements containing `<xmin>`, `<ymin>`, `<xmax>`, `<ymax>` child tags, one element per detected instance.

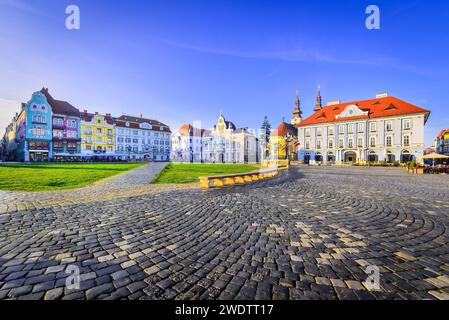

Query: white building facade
<box><xmin>202</xmin><ymin>114</ymin><xmax>259</xmax><ymax>163</ymax></box>
<box><xmin>171</xmin><ymin>124</ymin><xmax>209</xmax><ymax>163</ymax></box>
<box><xmin>297</xmin><ymin>93</ymin><xmax>430</xmax><ymax>165</ymax></box>
<box><xmin>114</xmin><ymin>115</ymin><xmax>171</xmax><ymax>161</ymax></box>
<box><xmin>171</xmin><ymin>114</ymin><xmax>260</xmax><ymax>163</ymax></box>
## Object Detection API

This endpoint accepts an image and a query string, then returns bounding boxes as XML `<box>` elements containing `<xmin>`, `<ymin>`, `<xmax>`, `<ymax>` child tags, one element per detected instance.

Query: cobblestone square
<box><xmin>1</xmin><ymin>164</ymin><xmax>449</xmax><ymax>300</ymax></box>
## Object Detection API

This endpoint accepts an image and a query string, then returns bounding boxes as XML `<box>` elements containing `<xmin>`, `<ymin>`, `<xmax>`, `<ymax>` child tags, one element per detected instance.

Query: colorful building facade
<box><xmin>15</xmin><ymin>92</ymin><xmax>53</xmax><ymax>162</ymax></box>
<box><xmin>270</xmin><ymin>122</ymin><xmax>298</xmax><ymax>161</ymax></box>
<box><xmin>3</xmin><ymin>89</ymin><xmax>176</xmax><ymax>163</ymax></box>
<box><xmin>80</xmin><ymin>111</ymin><xmax>115</xmax><ymax>160</ymax></box>
<box><xmin>41</xmin><ymin>88</ymin><xmax>82</xmax><ymax>161</ymax></box>
<box><xmin>436</xmin><ymin>129</ymin><xmax>449</xmax><ymax>155</ymax></box>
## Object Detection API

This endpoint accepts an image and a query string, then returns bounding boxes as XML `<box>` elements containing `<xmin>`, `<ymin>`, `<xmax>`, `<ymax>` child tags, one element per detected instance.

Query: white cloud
<box><xmin>0</xmin><ymin>98</ymin><xmax>20</xmax><ymax>134</ymax></box>
<box><xmin>0</xmin><ymin>0</ymin><xmax>54</xmax><ymax>19</ymax></box>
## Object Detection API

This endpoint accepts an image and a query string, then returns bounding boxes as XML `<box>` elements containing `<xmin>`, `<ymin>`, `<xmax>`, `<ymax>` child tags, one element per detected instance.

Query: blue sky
<box><xmin>0</xmin><ymin>0</ymin><xmax>448</xmax><ymax>146</ymax></box>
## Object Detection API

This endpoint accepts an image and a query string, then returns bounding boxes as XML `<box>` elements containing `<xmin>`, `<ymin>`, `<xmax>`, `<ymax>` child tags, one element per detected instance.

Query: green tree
<box><xmin>261</xmin><ymin>116</ymin><xmax>271</xmax><ymax>143</ymax></box>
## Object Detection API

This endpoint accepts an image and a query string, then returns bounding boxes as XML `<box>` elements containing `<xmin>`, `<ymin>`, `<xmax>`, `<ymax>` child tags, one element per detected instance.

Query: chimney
<box><xmin>327</xmin><ymin>100</ymin><xmax>341</xmax><ymax>106</ymax></box>
<box><xmin>83</xmin><ymin>109</ymin><xmax>87</xmax><ymax>113</ymax></box>
<box><xmin>140</xmin><ymin>114</ymin><xmax>143</xmax><ymax>118</ymax></box>
<box><xmin>376</xmin><ymin>92</ymin><xmax>388</xmax><ymax>98</ymax></box>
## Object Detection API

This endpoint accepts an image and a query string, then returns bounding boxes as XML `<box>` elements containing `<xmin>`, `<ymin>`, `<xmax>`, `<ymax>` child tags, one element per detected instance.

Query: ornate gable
<box><xmin>336</xmin><ymin>104</ymin><xmax>368</xmax><ymax>119</ymax></box>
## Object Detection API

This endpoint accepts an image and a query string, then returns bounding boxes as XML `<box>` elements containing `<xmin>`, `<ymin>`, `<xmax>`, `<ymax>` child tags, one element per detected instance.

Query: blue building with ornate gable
<box><xmin>15</xmin><ymin>92</ymin><xmax>53</xmax><ymax>162</ymax></box>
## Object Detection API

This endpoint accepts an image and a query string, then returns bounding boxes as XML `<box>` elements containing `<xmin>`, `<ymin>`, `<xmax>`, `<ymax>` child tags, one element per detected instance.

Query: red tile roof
<box><xmin>271</xmin><ymin>122</ymin><xmax>297</xmax><ymax>137</ymax></box>
<box><xmin>175</xmin><ymin>124</ymin><xmax>211</xmax><ymax>137</ymax></box>
<box><xmin>437</xmin><ymin>129</ymin><xmax>449</xmax><ymax>140</ymax></box>
<box><xmin>40</xmin><ymin>88</ymin><xmax>80</xmax><ymax>117</ymax></box>
<box><xmin>298</xmin><ymin>96</ymin><xmax>430</xmax><ymax>127</ymax></box>
<box><xmin>115</xmin><ymin>115</ymin><xmax>171</xmax><ymax>132</ymax></box>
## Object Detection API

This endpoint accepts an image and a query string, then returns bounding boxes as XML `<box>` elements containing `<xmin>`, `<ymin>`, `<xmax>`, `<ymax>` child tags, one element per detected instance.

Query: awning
<box><xmin>421</xmin><ymin>152</ymin><xmax>449</xmax><ymax>159</ymax></box>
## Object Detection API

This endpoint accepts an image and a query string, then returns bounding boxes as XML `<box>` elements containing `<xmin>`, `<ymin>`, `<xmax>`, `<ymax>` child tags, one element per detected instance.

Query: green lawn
<box><xmin>0</xmin><ymin>163</ymin><xmax>145</xmax><ymax>191</ymax></box>
<box><xmin>151</xmin><ymin>163</ymin><xmax>260</xmax><ymax>184</ymax></box>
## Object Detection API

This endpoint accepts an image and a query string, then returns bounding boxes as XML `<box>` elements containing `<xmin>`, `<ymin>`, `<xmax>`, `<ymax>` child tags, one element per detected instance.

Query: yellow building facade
<box><xmin>270</xmin><ymin>122</ymin><xmax>298</xmax><ymax>160</ymax></box>
<box><xmin>80</xmin><ymin>112</ymin><xmax>115</xmax><ymax>159</ymax></box>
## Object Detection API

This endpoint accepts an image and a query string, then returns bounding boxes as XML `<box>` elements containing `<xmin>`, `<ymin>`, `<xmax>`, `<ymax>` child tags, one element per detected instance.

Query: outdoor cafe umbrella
<box><xmin>420</xmin><ymin>152</ymin><xmax>449</xmax><ymax>167</ymax></box>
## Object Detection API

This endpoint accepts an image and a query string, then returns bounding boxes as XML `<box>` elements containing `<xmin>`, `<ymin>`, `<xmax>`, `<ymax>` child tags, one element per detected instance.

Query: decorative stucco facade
<box><xmin>296</xmin><ymin>93</ymin><xmax>430</xmax><ymax>165</ymax></box>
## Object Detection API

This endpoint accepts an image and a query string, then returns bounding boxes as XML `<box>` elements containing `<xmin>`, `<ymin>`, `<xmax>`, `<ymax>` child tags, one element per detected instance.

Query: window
<box><xmin>67</xmin><ymin>120</ymin><xmax>77</xmax><ymax>128</ymax></box>
<box><xmin>97</xmin><ymin>128</ymin><xmax>102</xmax><ymax>134</ymax></box>
<box><xmin>86</xmin><ymin>145</ymin><xmax>92</xmax><ymax>151</ymax></box>
<box><xmin>386</xmin><ymin>121</ymin><xmax>393</xmax><ymax>131</ymax></box>
<box><xmin>370</xmin><ymin>122</ymin><xmax>377</xmax><ymax>132</ymax></box>
<box><xmin>339</xmin><ymin>125</ymin><xmax>345</xmax><ymax>134</ymax></box>
<box><xmin>133</xmin><ymin>138</ymin><xmax>138</xmax><ymax>143</ymax></box>
<box><xmin>305</xmin><ymin>129</ymin><xmax>310</xmax><ymax>137</ymax></box>
<box><xmin>358</xmin><ymin>137</ymin><xmax>363</xmax><ymax>147</ymax></box>
<box><xmin>370</xmin><ymin>137</ymin><xmax>376</xmax><ymax>147</ymax></box>
<box><xmin>133</xmin><ymin>130</ymin><xmax>138</xmax><ymax>135</ymax></box>
<box><xmin>108</xmin><ymin>138</ymin><xmax>112</xmax><ymax>144</ymax></box>
<box><xmin>118</xmin><ymin>137</ymin><xmax>124</xmax><ymax>143</ymax></box>
<box><xmin>305</xmin><ymin>141</ymin><xmax>310</xmax><ymax>149</ymax></box>
<box><xmin>53</xmin><ymin>118</ymin><xmax>63</xmax><ymax>127</ymax></box>
<box><xmin>86</xmin><ymin>136</ymin><xmax>92</xmax><ymax>143</ymax></box>
<box><xmin>339</xmin><ymin>139</ymin><xmax>344</xmax><ymax>148</ymax></box>
<box><xmin>348</xmin><ymin>124</ymin><xmax>354</xmax><ymax>134</ymax></box>
<box><xmin>403</xmin><ymin>135</ymin><xmax>410</xmax><ymax>146</ymax></box>
<box><xmin>404</xmin><ymin>119</ymin><xmax>411</xmax><ymax>130</ymax></box>
<box><xmin>108</xmin><ymin>129</ymin><xmax>113</xmax><ymax>136</ymax></box>
<box><xmin>53</xmin><ymin>130</ymin><xmax>63</xmax><ymax>138</ymax></box>
<box><xmin>85</xmin><ymin>127</ymin><xmax>92</xmax><ymax>134</ymax></box>
<box><xmin>317</xmin><ymin>128</ymin><xmax>322</xmax><ymax>136</ymax></box>
<box><xmin>328</xmin><ymin>127</ymin><xmax>334</xmax><ymax>135</ymax></box>
<box><xmin>67</xmin><ymin>131</ymin><xmax>77</xmax><ymax>138</ymax></box>
<box><xmin>97</xmin><ymin>137</ymin><xmax>102</xmax><ymax>143</ymax></box>
<box><xmin>317</xmin><ymin>140</ymin><xmax>322</xmax><ymax>149</ymax></box>
<box><xmin>33</xmin><ymin>115</ymin><xmax>45</xmax><ymax>124</ymax></box>
<box><xmin>358</xmin><ymin>123</ymin><xmax>364</xmax><ymax>133</ymax></box>
<box><xmin>386</xmin><ymin>136</ymin><xmax>392</xmax><ymax>147</ymax></box>
<box><xmin>348</xmin><ymin>138</ymin><xmax>354</xmax><ymax>148</ymax></box>
<box><xmin>328</xmin><ymin>139</ymin><xmax>334</xmax><ymax>149</ymax></box>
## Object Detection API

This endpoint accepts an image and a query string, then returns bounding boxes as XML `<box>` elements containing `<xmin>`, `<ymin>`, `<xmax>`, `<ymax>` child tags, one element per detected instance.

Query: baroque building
<box><xmin>114</xmin><ymin>115</ymin><xmax>171</xmax><ymax>161</ymax></box>
<box><xmin>171</xmin><ymin>114</ymin><xmax>260</xmax><ymax>163</ymax></box>
<box><xmin>80</xmin><ymin>111</ymin><xmax>115</xmax><ymax>160</ymax></box>
<box><xmin>41</xmin><ymin>88</ymin><xmax>82</xmax><ymax>161</ymax></box>
<box><xmin>14</xmin><ymin>92</ymin><xmax>53</xmax><ymax>162</ymax></box>
<box><xmin>296</xmin><ymin>92</ymin><xmax>430</xmax><ymax>165</ymax></box>
<box><xmin>171</xmin><ymin>124</ymin><xmax>210</xmax><ymax>163</ymax></box>
<box><xmin>202</xmin><ymin>113</ymin><xmax>259</xmax><ymax>163</ymax></box>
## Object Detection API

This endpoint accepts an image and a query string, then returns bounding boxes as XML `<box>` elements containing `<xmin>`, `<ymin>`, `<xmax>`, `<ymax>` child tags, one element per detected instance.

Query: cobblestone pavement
<box><xmin>1</xmin><ymin>166</ymin><xmax>449</xmax><ymax>300</ymax></box>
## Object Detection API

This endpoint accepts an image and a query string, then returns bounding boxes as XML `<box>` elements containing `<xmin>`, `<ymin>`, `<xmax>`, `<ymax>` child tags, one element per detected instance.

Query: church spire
<box><xmin>291</xmin><ymin>90</ymin><xmax>303</xmax><ymax>126</ymax></box>
<box><xmin>292</xmin><ymin>90</ymin><xmax>302</xmax><ymax>118</ymax></box>
<box><xmin>314</xmin><ymin>85</ymin><xmax>322</xmax><ymax>112</ymax></box>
